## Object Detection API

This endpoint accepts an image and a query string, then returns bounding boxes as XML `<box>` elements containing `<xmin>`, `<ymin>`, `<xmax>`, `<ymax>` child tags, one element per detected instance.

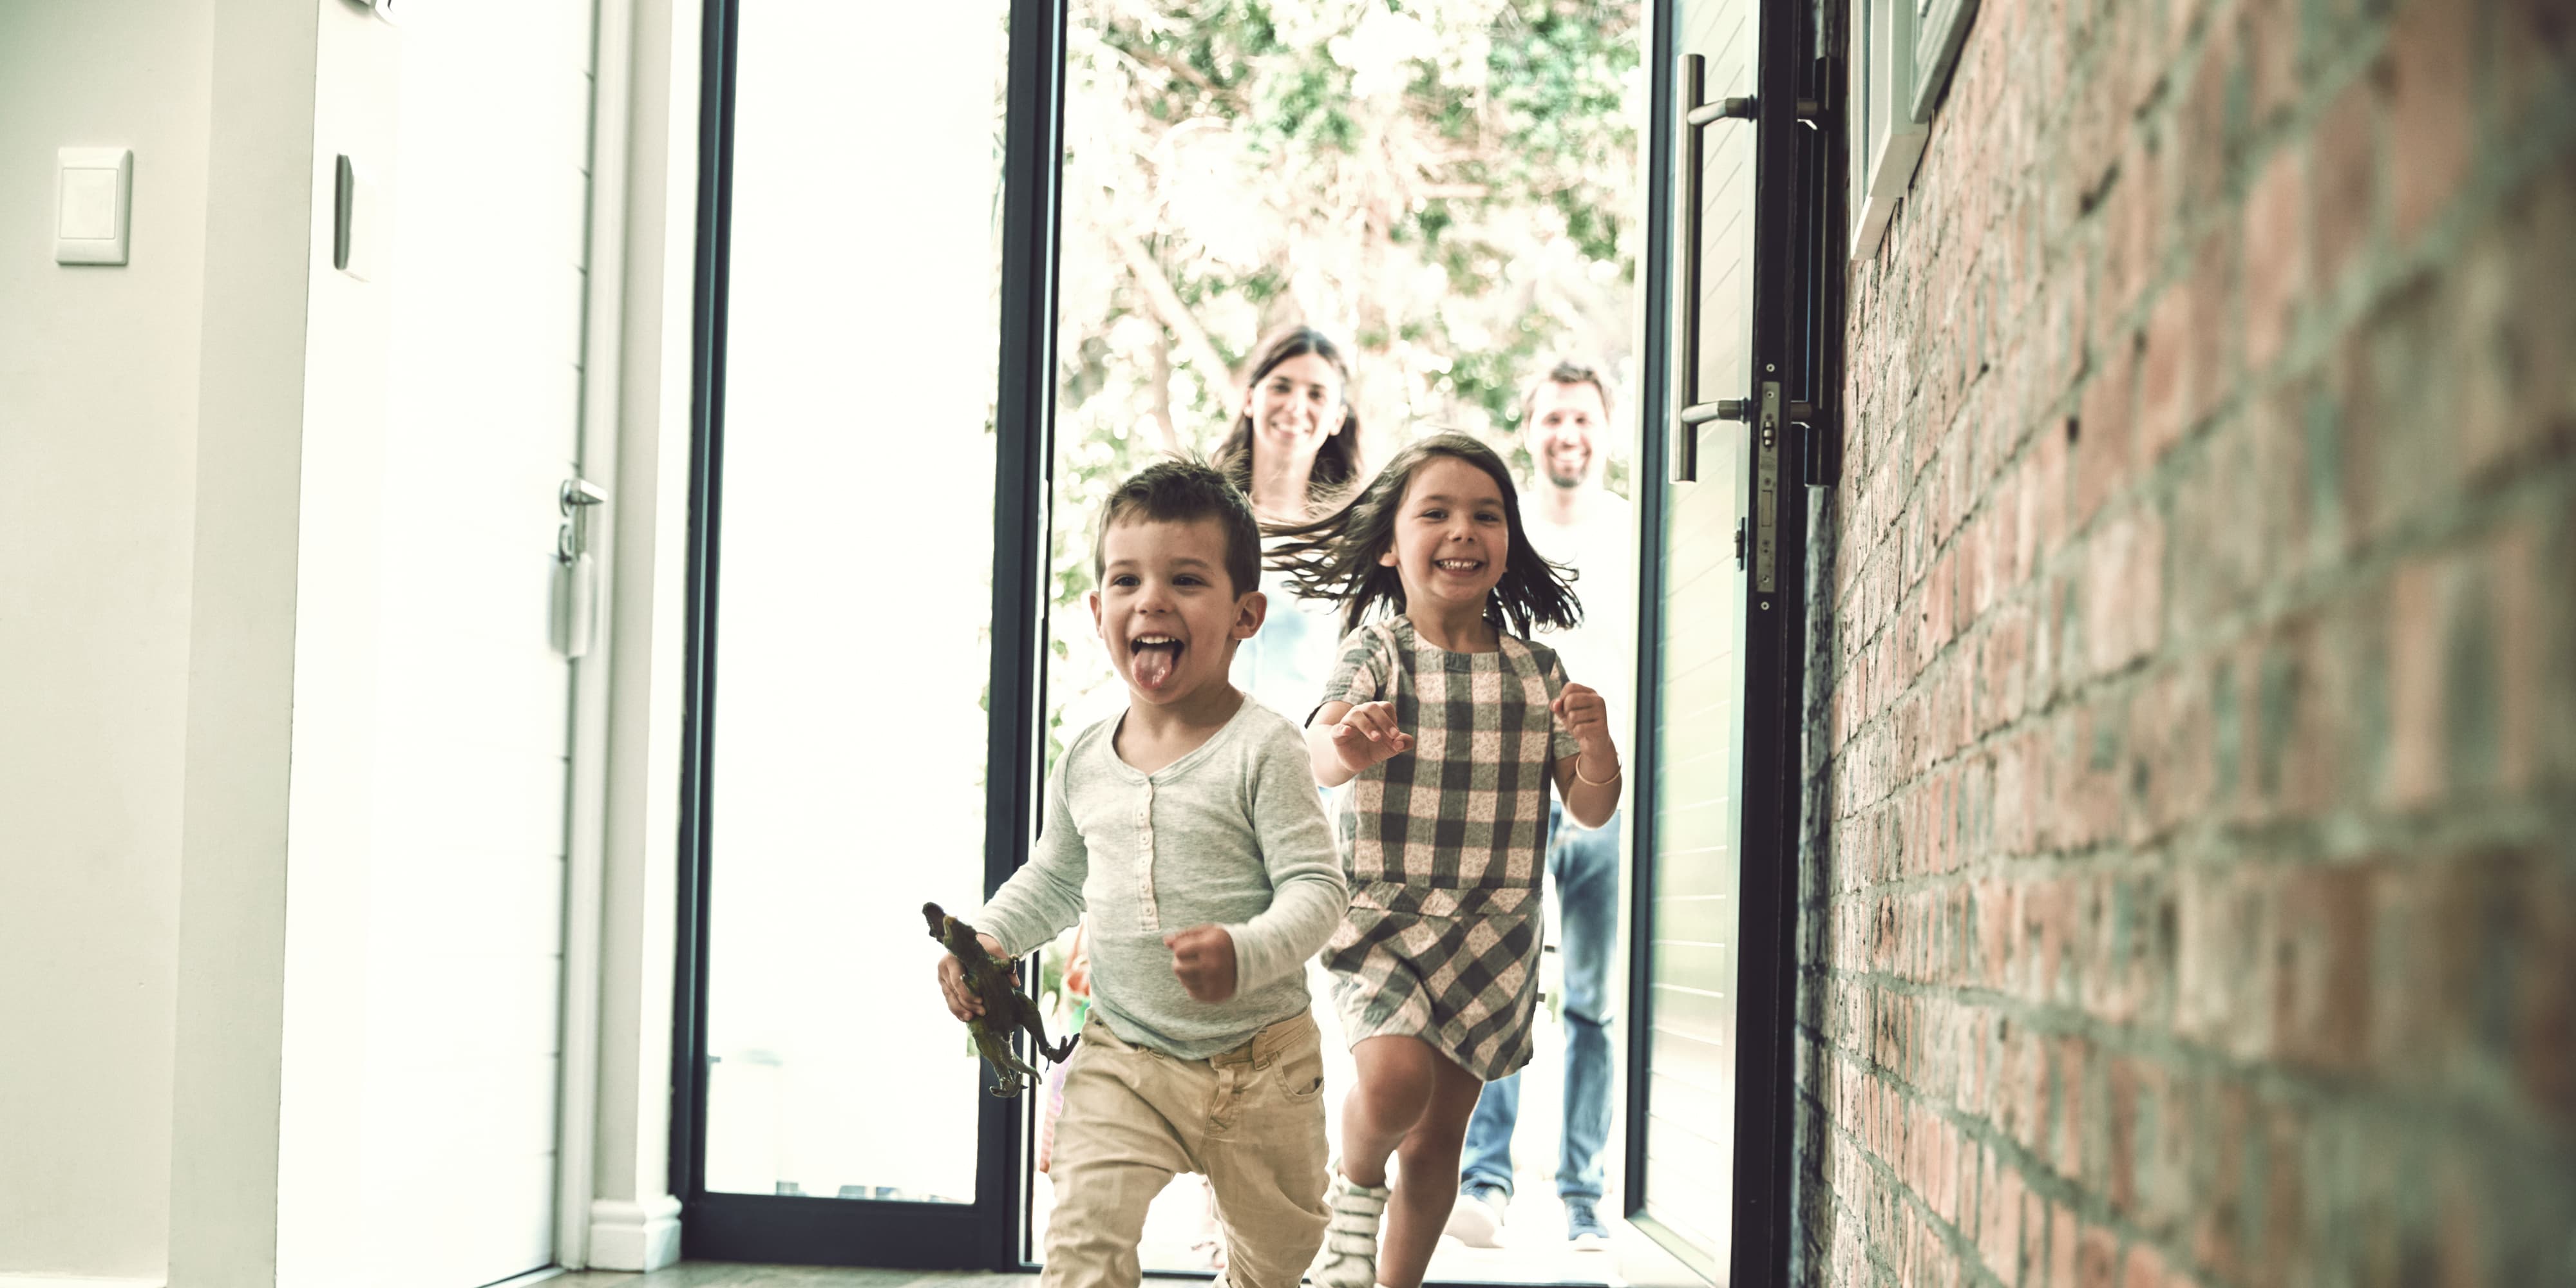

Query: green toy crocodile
<box><xmin>923</xmin><ymin>902</ymin><xmax>1077</xmax><ymax>1096</ymax></box>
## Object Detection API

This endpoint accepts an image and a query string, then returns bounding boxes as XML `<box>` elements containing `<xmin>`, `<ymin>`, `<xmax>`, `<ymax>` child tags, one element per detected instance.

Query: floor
<box><xmin>548</xmin><ymin>1218</ymin><xmax>1705</xmax><ymax>1288</ymax></box>
<box><xmin>554</xmin><ymin>1273</ymin><xmax>1026</xmax><ymax>1288</ymax></box>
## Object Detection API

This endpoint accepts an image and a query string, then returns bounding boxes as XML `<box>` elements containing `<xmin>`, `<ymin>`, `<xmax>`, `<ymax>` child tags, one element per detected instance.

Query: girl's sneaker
<box><xmin>1443</xmin><ymin>1182</ymin><xmax>1507</xmax><ymax>1249</ymax></box>
<box><xmin>1310</xmin><ymin>1167</ymin><xmax>1390</xmax><ymax>1288</ymax></box>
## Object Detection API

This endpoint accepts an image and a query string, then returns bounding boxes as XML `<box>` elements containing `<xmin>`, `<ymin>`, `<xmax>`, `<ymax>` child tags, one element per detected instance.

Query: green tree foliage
<box><xmin>1046</xmin><ymin>0</ymin><xmax>1644</xmax><ymax>757</ymax></box>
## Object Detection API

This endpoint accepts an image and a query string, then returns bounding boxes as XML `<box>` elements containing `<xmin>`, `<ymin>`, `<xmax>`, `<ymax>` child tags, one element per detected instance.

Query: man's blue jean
<box><xmin>1460</xmin><ymin>802</ymin><xmax>1618</xmax><ymax>1204</ymax></box>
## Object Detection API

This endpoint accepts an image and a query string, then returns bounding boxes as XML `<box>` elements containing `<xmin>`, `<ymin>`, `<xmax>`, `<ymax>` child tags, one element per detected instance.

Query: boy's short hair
<box><xmin>1092</xmin><ymin>459</ymin><xmax>1262</xmax><ymax>598</ymax></box>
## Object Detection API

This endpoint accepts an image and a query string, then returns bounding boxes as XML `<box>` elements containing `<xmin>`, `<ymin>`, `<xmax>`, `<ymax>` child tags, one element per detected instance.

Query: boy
<box><xmin>937</xmin><ymin>460</ymin><xmax>1347</xmax><ymax>1288</ymax></box>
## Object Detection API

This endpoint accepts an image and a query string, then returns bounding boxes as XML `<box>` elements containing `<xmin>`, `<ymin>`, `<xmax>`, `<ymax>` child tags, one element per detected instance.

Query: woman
<box><xmin>1215</xmin><ymin>324</ymin><xmax>1363</xmax><ymax>524</ymax></box>
<box><xmin>1217</xmin><ymin>325</ymin><xmax>1366</xmax><ymax>723</ymax></box>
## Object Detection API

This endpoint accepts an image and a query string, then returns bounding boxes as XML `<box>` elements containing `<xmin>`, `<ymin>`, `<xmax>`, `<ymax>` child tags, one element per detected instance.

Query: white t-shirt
<box><xmin>1521</xmin><ymin>491</ymin><xmax>1637</xmax><ymax>734</ymax></box>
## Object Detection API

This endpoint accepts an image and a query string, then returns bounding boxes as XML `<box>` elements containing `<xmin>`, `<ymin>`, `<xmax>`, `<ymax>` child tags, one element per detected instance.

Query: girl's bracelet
<box><xmin>1574</xmin><ymin>757</ymin><xmax>1623</xmax><ymax>787</ymax></box>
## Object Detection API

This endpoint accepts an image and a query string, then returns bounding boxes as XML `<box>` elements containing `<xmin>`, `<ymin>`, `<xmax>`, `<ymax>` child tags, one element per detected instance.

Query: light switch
<box><xmin>56</xmin><ymin>147</ymin><xmax>132</xmax><ymax>265</ymax></box>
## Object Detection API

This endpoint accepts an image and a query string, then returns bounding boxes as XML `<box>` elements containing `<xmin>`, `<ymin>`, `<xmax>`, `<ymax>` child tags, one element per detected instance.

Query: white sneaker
<box><xmin>1309</xmin><ymin>1168</ymin><xmax>1390</xmax><ymax>1288</ymax></box>
<box><xmin>1443</xmin><ymin>1184</ymin><xmax>1506</xmax><ymax>1249</ymax></box>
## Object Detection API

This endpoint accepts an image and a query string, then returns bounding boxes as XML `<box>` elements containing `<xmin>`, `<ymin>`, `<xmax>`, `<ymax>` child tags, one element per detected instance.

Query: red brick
<box><xmin>2492</xmin><ymin>0</ymin><xmax>2576</xmax><ymax>124</ymax></box>
<box><xmin>2382</xmin><ymin>558</ymin><xmax>2444</xmax><ymax>809</ymax></box>
<box><xmin>2100</xmin><ymin>141</ymin><xmax>2163</xmax><ymax>326</ymax></box>
<box><xmin>2456</xmin><ymin>151</ymin><xmax>2576</xmax><ymax>476</ymax></box>
<box><xmin>1819</xmin><ymin>0</ymin><xmax>2576</xmax><ymax>1279</ymax></box>
<box><xmin>2120</xmin><ymin>1242</ymin><xmax>2174</xmax><ymax>1288</ymax></box>
<box><xmin>2384</xmin><ymin>0</ymin><xmax>2475</xmax><ymax>240</ymax></box>
<box><xmin>2309</xmin><ymin>71</ymin><xmax>2380</xmax><ymax>292</ymax></box>
<box><xmin>2078</xmin><ymin>1222</ymin><xmax>2121</xmax><ymax>1288</ymax></box>
<box><xmin>2241</xmin><ymin>145</ymin><xmax>2306</xmax><ymax>372</ymax></box>
<box><xmin>2134</xmin><ymin>294</ymin><xmax>2190</xmax><ymax>466</ymax></box>
<box><xmin>2173</xmin><ymin>25</ymin><xmax>2237</xmax><ymax>213</ymax></box>
<box><xmin>2429</xmin><ymin>850</ymin><xmax>2576</xmax><ymax>1135</ymax></box>
<box><xmin>2177</xmin><ymin>867</ymin><xmax>2278</xmax><ymax>1059</ymax></box>
<box><xmin>2191</xmin><ymin>1082</ymin><xmax>2254</xmax><ymax>1281</ymax></box>
<box><xmin>2082</xmin><ymin>506</ymin><xmax>2165</xmax><ymax>676</ymax></box>
<box><xmin>2179</xmin><ymin>225</ymin><xmax>2240</xmax><ymax>434</ymax></box>
<box><xmin>2050</xmin><ymin>1201</ymin><xmax>2081</xmax><ymax>1286</ymax></box>
<box><xmin>2274</xmin><ymin>862</ymin><xmax>2376</xmax><ymax>1070</ymax></box>
<box><xmin>2238</xmin><ymin>0</ymin><xmax>2301</xmax><ymax>126</ymax></box>
<box><xmin>2257</xmin><ymin>1099</ymin><xmax>2311</xmax><ymax>1278</ymax></box>
<box><xmin>1984</xmin><ymin>1155</ymin><xmax>2028</xmax><ymax>1284</ymax></box>
<box><xmin>2025</xmin><ymin>1186</ymin><xmax>2054</xmax><ymax>1285</ymax></box>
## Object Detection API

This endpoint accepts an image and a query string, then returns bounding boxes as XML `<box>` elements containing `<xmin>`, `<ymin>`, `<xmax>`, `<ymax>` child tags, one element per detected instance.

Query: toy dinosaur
<box><xmin>923</xmin><ymin>901</ymin><xmax>1077</xmax><ymax>1096</ymax></box>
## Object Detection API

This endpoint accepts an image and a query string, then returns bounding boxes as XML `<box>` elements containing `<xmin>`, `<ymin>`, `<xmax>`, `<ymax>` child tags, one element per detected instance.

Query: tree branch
<box><xmin>1146</xmin><ymin>330</ymin><xmax>1183</xmax><ymax>456</ymax></box>
<box><xmin>1109</xmin><ymin>231</ymin><xmax>1238</xmax><ymax>441</ymax></box>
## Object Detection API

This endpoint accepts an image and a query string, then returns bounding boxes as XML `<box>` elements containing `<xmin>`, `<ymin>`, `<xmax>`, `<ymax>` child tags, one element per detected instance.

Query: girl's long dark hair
<box><xmin>1267</xmin><ymin>433</ymin><xmax>1582</xmax><ymax>639</ymax></box>
<box><xmin>1211</xmin><ymin>325</ymin><xmax>1364</xmax><ymax>513</ymax></box>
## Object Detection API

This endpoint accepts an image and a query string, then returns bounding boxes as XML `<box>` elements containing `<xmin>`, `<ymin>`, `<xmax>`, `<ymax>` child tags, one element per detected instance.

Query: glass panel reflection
<box><xmin>703</xmin><ymin>0</ymin><xmax>1012</xmax><ymax>1203</ymax></box>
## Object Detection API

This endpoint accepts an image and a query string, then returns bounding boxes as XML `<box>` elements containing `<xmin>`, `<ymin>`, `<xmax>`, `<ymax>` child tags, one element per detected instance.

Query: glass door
<box><xmin>1026</xmin><ymin>1</ymin><xmax>1666</xmax><ymax>1282</ymax></box>
<box><xmin>1624</xmin><ymin>0</ymin><xmax>1817</xmax><ymax>1281</ymax></box>
<box><xmin>670</xmin><ymin>0</ymin><xmax>1823</xmax><ymax>1274</ymax></box>
<box><xmin>674</xmin><ymin>0</ymin><xmax>1063</xmax><ymax>1266</ymax></box>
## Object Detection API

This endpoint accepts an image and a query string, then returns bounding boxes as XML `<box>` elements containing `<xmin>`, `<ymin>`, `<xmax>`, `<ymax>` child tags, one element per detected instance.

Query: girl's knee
<box><xmin>1354</xmin><ymin>1070</ymin><xmax>1433</xmax><ymax>1126</ymax></box>
<box><xmin>1395</xmin><ymin>1126</ymin><xmax>1467</xmax><ymax>1172</ymax></box>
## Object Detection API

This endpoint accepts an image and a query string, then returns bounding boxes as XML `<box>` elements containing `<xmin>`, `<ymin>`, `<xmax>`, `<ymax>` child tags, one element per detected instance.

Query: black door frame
<box><xmin>1620</xmin><ymin>0</ymin><xmax>1830</xmax><ymax>1283</ymax></box>
<box><xmin>672</xmin><ymin>0</ymin><xmax>1832</xmax><ymax>1274</ymax></box>
<box><xmin>667</xmin><ymin>0</ymin><xmax>1068</xmax><ymax>1266</ymax></box>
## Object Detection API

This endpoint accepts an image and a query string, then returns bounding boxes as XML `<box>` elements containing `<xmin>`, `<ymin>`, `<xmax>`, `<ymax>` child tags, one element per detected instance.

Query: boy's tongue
<box><xmin>1131</xmin><ymin>641</ymin><xmax>1181</xmax><ymax>690</ymax></box>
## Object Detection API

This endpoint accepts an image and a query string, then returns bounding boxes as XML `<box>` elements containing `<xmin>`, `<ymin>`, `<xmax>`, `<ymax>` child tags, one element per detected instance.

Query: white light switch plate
<box><xmin>57</xmin><ymin>147</ymin><xmax>132</xmax><ymax>265</ymax></box>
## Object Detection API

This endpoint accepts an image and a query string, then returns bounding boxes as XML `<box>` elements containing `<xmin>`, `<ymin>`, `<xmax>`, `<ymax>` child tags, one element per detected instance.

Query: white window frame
<box><xmin>1848</xmin><ymin>0</ymin><xmax>1979</xmax><ymax>260</ymax></box>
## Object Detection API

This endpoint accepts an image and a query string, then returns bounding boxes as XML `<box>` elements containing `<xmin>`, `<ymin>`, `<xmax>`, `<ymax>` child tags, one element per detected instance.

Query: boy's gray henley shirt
<box><xmin>973</xmin><ymin>696</ymin><xmax>1347</xmax><ymax>1060</ymax></box>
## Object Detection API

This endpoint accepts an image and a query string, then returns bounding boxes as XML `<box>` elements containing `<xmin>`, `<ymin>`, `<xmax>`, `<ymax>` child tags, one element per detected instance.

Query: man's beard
<box><xmin>1544</xmin><ymin>453</ymin><xmax>1589</xmax><ymax>489</ymax></box>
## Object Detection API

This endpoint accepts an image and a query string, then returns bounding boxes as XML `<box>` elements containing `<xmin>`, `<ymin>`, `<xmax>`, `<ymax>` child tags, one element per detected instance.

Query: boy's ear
<box><xmin>1232</xmin><ymin>590</ymin><xmax>1268</xmax><ymax>641</ymax></box>
<box><xmin>1087</xmin><ymin>589</ymin><xmax>1105</xmax><ymax>634</ymax></box>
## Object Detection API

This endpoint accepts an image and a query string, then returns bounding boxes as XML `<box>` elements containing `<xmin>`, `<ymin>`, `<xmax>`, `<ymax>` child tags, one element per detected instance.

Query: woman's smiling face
<box><xmin>1242</xmin><ymin>352</ymin><xmax>1347</xmax><ymax>464</ymax></box>
<box><xmin>1378</xmin><ymin>455</ymin><xmax>1511</xmax><ymax>613</ymax></box>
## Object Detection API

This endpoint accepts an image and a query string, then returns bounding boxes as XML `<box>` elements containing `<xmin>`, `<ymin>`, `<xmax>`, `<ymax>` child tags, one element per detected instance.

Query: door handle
<box><xmin>1674</xmin><ymin>54</ymin><xmax>1757</xmax><ymax>483</ymax></box>
<box><xmin>554</xmin><ymin>477</ymin><xmax>609</xmax><ymax>659</ymax></box>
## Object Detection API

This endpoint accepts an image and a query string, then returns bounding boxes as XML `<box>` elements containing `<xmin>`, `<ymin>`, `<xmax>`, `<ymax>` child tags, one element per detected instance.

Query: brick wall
<box><xmin>1794</xmin><ymin>0</ymin><xmax>2576</xmax><ymax>1283</ymax></box>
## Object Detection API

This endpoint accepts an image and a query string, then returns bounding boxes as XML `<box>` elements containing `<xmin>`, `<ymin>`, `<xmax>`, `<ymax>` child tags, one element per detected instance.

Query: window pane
<box><xmin>702</xmin><ymin>0</ymin><xmax>1011</xmax><ymax>1204</ymax></box>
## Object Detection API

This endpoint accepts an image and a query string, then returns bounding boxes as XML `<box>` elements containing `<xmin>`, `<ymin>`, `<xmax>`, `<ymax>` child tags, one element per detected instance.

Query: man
<box><xmin>1444</xmin><ymin>360</ymin><xmax>1634</xmax><ymax>1250</ymax></box>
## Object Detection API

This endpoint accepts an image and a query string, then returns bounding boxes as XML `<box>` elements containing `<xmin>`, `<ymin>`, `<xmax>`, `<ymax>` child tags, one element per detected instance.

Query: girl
<box><xmin>1269</xmin><ymin>433</ymin><xmax>1622</xmax><ymax>1288</ymax></box>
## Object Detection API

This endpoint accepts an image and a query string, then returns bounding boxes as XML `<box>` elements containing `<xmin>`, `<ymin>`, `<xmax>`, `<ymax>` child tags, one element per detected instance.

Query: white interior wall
<box><xmin>164</xmin><ymin>0</ymin><xmax>323</xmax><ymax>1283</ymax></box>
<box><xmin>1</xmin><ymin>1</ymin><xmax>701</xmax><ymax>1280</ymax></box>
<box><xmin>0</xmin><ymin>0</ymin><xmax>214</xmax><ymax>1280</ymax></box>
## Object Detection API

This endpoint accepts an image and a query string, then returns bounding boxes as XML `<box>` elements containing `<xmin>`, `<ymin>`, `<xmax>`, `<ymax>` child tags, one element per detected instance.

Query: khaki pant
<box><xmin>1042</xmin><ymin>1010</ymin><xmax>1331</xmax><ymax>1288</ymax></box>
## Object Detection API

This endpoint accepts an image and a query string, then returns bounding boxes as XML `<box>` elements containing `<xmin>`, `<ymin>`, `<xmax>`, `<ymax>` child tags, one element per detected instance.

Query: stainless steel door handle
<box><xmin>1674</xmin><ymin>55</ymin><xmax>1757</xmax><ymax>483</ymax></box>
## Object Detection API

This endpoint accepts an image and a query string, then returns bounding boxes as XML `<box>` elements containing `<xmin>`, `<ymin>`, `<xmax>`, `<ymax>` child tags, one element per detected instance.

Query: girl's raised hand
<box><xmin>1552</xmin><ymin>683</ymin><xmax>1616</xmax><ymax>762</ymax></box>
<box><xmin>1330</xmin><ymin>700</ymin><xmax>1414</xmax><ymax>772</ymax></box>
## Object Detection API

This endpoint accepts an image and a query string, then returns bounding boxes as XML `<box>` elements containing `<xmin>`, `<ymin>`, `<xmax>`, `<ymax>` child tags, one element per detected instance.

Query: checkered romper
<box><xmin>1319</xmin><ymin>616</ymin><xmax>1580</xmax><ymax>1082</ymax></box>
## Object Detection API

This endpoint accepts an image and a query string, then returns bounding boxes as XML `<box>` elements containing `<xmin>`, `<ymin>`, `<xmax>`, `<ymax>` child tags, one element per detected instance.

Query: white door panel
<box><xmin>366</xmin><ymin>0</ymin><xmax>596</xmax><ymax>1282</ymax></box>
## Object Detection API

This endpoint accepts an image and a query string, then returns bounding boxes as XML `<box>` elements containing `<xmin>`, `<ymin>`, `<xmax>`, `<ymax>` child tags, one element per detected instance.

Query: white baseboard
<box><xmin>0</xmin><ymin>1278</ymin><xmax>166</xmax><ymax>1288</ymax></box>
<box><xmin>587</xmin><ymin>1195</ymin><xmax>682</xmax><ymax>1272</ymax></box>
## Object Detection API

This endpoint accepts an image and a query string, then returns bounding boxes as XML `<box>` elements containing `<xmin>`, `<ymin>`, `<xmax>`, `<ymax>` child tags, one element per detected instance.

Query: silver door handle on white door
<box><xmin>555</xmin><ymin>477</ymin><xmax>609</xmax><ymax>659</ymax></box>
